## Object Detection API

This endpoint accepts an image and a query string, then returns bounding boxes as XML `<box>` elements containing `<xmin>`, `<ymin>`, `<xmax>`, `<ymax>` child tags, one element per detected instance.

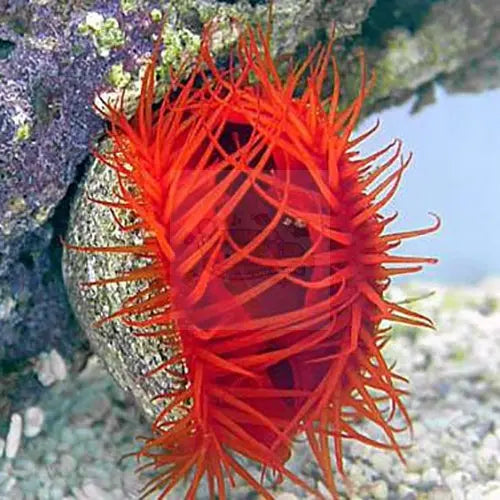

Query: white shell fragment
<box><xmin>35</xmin><ymin>352</ymin><xmax>54</xmax><ymax>386</ymax></box>
<box><xmin>5</xmin><ymin>413</ymin><xmax>22</xmax><ymax>459</ymax></box>
<box><xmin>49</xmin><ymin>349</ymin><xmax>68</xmax><ymax>381</ymax></box>
<box><xmin>35</xmin><ymin>349</ymin><xmax>68</xmax><ymax>386</ymax></box>
<box><xmin>23</xmin><ymin>406</ymin><xmax>45</xmax><ymax>438</ymax></box>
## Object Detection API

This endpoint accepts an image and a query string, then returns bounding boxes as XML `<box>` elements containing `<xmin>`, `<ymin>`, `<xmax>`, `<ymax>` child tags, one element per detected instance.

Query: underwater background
<box><xmin>360</xmin><ymin>85</ymin><xmax>500</xmax><ymax>284</ymax></box>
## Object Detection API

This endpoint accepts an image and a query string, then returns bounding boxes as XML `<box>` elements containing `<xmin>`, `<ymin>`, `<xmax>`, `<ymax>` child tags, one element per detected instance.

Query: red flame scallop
<box><xmin>73</xmin><ymin>20</ymin><xmax>439</xmax><ymax>500</ymax></box>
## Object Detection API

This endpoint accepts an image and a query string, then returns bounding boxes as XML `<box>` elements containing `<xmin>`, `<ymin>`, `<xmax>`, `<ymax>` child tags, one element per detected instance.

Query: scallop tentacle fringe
<box><xmin>69</xmin><ymin>22</ymin><xmax>440</xmax><ymax>500</ymax></box>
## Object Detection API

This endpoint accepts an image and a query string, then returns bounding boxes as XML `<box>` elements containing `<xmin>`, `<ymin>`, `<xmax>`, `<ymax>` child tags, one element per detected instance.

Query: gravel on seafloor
<box><xmin>0</xmin><ymin>279</ymin><xmax>500</xmax><ymax>500</ymax></box>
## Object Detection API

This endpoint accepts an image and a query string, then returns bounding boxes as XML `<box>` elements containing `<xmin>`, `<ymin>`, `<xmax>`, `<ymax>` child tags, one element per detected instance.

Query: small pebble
<box><xmin>6</xmin><ymin>484</ymin><xmax>23</xmax><ymax>500</ymax></box>
<box><xmin>49</xmin><ymin>485</ymin><xmax>65</xmax><ymax>500</ymax></box>
<box><xmin>35</xmin><ymin>353</ymin><xmax>57</xmax><ymax>387</ymax></box>
<box><xmin>404</xmin><ymin>472</ymin><xmax>421</xmax><ymax>486</ymax></box>
<box><xmin>481</xmin><ymin>481</ymin><xmax>500</xmax><ymax>500</ymax></box>
<box><xmin>35</xmin><ymin>349</ymin><xmax>67</xmax><ymax>386</ymax></box>
<box><xmin>24</xmin><ymin>406</ymin><xmax>45</xmax><ymax>438</ymax></box>
<box><xmin>370</xmin><ymin>479</ymin><xmax>389</xmax><ymax>500</ymax></box>
<box><xmin>49</xmin><ymin>349</ymin><xmax>68</xmax><ymax>381</ymax></box>
<box><xmin>71</xmin><ymin>487</ymin><xmax>86</xmax><ymax>500</ymax></box>
<box><xmin>82</xmin><ymin>481</ymin><xmax>110</xmax><ymax>498</ymax></box>
<box><xmin>371</xmin><ymin>452</ymin><xmax>393</xmax><ymax>475</ymax></box>
<box><xmin>445</xmin><ymin>471</ymin><xmax>471</xmax><ymax>500</ymax></box>
<box><xmin>422</xmin><ymin>467</ymin><xmax>442</xmax><ymax>486</ymax></box>
<box><xmin>398</xmin><ymin>484</ymin><xmax>417</xmax><ymax>500</ymax></box>
<box><xmin>5</xmin><ymin>413</ymin><xmax>23</xmax><ymax>459</ymax></box>
<box><xmin>3</xmin><ymin>476</ymin><xmax>17</xmax><ymax>493</ymax></box>
<box><xmin>58</xmin><ymin>454</ymin><xmax>77</xmax><ymax>475</ymax></box>
<box><xmin>85</xmin><ymin>12</ymin><xmax>104</xmax><ymax>31</ymax></box>
<box><xmin>428</xmin><ymin>486</ymin><xmax>453</xmax><ymax>500</ymax></box>
<box><xmin>275</xmin><ymin>494</ymin><xmax>299</xmax><ymax>500</ymax></box>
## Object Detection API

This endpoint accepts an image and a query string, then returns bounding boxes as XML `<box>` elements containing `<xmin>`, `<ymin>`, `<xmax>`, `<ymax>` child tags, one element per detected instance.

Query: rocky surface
<box><xmin>62</xmin><ymin>157</ymin><xmax>186</xmax><ymax>425</ymax></box>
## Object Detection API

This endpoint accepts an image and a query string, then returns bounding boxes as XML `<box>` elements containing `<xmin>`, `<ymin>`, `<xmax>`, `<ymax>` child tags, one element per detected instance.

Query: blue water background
<box><xmin>357</xmin><ymin>86</ymin><xmax>500</xmax><ymax>284</ymax></box>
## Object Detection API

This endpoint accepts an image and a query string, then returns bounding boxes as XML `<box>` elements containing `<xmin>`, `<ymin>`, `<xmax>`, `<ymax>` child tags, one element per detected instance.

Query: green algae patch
<box><xmin>107</xmin><ymin>63</ymin><xmax>132</xmax><ymax>89</ymax></box>
<box><xmin>14</xmin><ymin>122</ymin><xmax>31</xmax><ymax>142</ymax></box>
<box><xmin>120</xmin><ymin>0</ymin><xmax>139</xmax><ymax>15</ymax></box>
<box><xmin>77</xmin><ymin>12</ymin><xmax>126</xmax><ymax>58</ymax></box>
